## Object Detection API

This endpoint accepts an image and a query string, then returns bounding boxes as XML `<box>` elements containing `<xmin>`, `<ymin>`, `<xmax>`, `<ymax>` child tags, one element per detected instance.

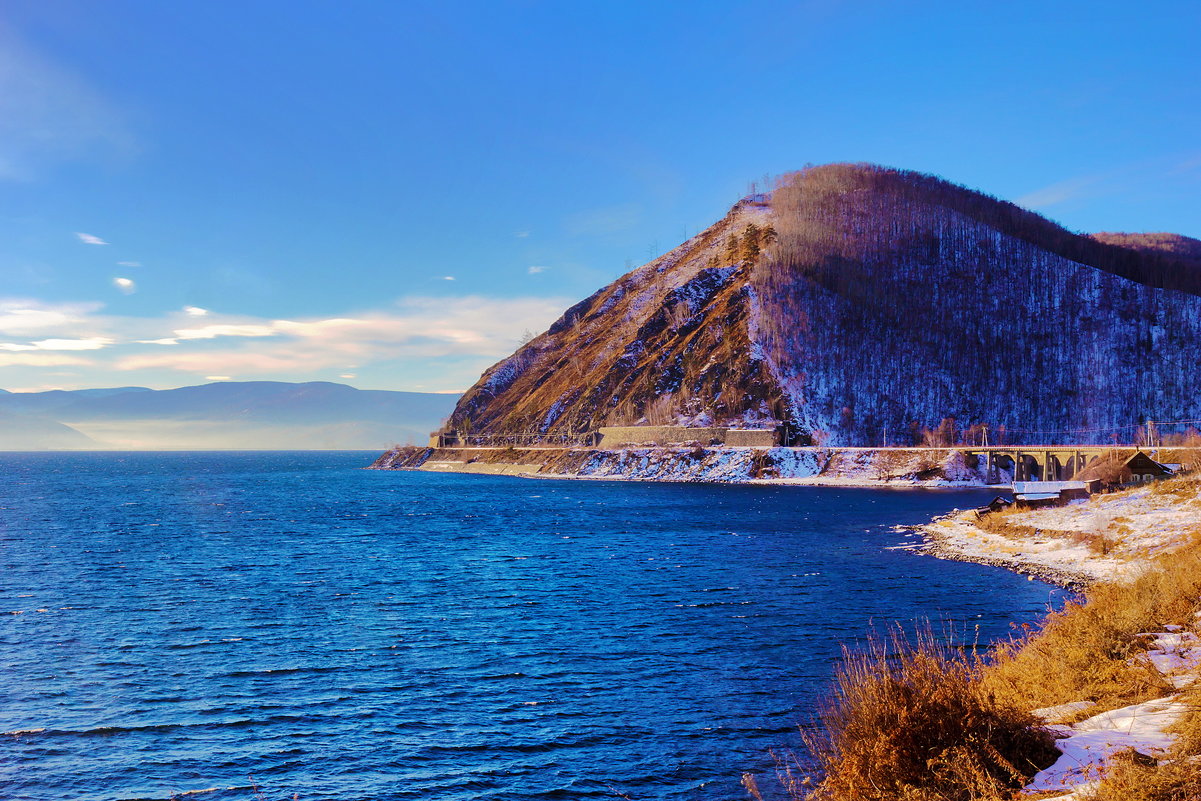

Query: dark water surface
<box><xmin>1</xmin><ymin>452</ymin><xmax>1067</xmax><ymax>801</ymax></box>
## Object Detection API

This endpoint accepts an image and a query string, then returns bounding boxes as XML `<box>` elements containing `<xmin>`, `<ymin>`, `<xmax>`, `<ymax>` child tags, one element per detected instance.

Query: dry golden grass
<box><xmin>970</xmin><ymin>507</ymin><xmax>1120</xmax><ymax>554</ymax></box>
<box><xmin>798</xmin><ymin>628</ymin><xmax>1058</xmax><ymax>801</ymax></box>
<box><xmin>983</xmin><ymin>542</ymin><xmax>1201</xmax><ymax>716</ymax></box>
<box><xmin>790</xmin><ymin>496</ymin><xmax>1201</xmax><ymax>801</ymax></box>
<box><xmin>1076</xmin><ymin>754</ymin><xmax>1201</xmax><ymax>801</ymax></box>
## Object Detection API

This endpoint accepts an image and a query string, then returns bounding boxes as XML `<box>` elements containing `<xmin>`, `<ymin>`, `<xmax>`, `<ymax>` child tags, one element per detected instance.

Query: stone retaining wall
<box><xmin>595</xmin><ymin>425</ymin><xmax>779</xmax><ymax>446</ymax></box>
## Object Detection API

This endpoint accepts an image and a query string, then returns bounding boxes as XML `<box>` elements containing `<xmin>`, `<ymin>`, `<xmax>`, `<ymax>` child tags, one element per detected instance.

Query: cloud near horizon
<box><xmin>0</xmin><ymin>336</ymin><xmax>113</xmax><ymax>351</ymax></box>
<box><xmin>0</xmin><ymin>294</ymin><xmax>570</xmax><ymax>393</ymax></box>
<box><xmin>114</xmin><ymin>295</ymin><xmax>570</xmax><ymax>376</ymax></box>
<box><xmin>0</xmin><ymin>300</ymin><xmax>105</xmax><ymax>336</ymax></box>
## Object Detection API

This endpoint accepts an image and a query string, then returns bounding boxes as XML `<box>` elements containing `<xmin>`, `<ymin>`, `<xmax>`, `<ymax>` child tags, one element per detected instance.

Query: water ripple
<box><xmin>0</xmin><ymin>451</ymin><xmax>1067</xmax><ymax>801</ymax></box>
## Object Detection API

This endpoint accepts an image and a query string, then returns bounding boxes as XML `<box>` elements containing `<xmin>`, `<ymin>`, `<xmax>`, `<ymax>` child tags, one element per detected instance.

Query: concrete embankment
<box><xmin>368</xmin><ymin>444</ymin><xmax>999</xmax><ymax>485</ymax></box>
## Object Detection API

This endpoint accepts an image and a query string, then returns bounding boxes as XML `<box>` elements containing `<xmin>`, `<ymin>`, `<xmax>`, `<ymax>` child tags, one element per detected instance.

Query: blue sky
<box><xmin>2</xmin><ymin>0</ymin><xmax>1198</xmax><ymax>393</ymax></box>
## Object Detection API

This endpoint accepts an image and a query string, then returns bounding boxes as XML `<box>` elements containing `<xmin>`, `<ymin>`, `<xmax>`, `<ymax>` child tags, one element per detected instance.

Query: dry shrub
<box><xmin>801</xmin><ymin>628</ymin><xmax>1057</xmax><ymax>801</ymax></box>
<box><xmin>1149</xmin><ymin>469</ymin><xmax>1201</xmax><ymax>497</ymax></box>
<box><xmin>1159</xmin><ymin>428</ymin><xmax>1201</xmax><ymax>463</ymax></box>
<box><xmin>1164</xmin><ymin>682</ymin><xmax>1201</xmax><ymax>756</ymax></box>
<box><xmin>983</xmin><ymin>543</ymin><xmax>1201</xmax><ymax>716</ymax></box>
<box><xmin>796</xmin><ymin>506</ymin><xmax>1201</xmax><ymax>801</ymax></box>
<box><xmin>750</xmin><ymin>448</ymin><xmax>776</xmax><ymax>478</ymax></box>
<box><xmin>972</xmin><ymin>507</ymin><xmax>1039</xmax><ymax>539</ymax></box>
<box><xmin>975</xmin><ymin>505</ymin><xmax>1122</xmax><ymax>555</ymax></box>
<box><xmin>1077</xmin><ymin>752</ymin><xmax>1201</xmax><ymax>801</ymax></box>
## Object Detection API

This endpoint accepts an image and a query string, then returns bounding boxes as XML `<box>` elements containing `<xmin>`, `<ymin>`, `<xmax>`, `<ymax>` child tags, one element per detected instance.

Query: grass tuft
<box><xmin>983</xmin><ymin>542</ymin><xmax>1201</xmax><ymax>717</ymax></box>
<box><xmin>800</xmin><ymin>627</ymin><xmax>1058</xmax><ymax>801</ymax></box>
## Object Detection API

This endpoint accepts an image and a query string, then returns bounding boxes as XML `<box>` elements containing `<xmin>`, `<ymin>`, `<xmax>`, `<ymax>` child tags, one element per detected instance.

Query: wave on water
<box><xmin>0</xmin><ymin>452</ymin><xmax>1066</xmax><ymax>801</ymax></box>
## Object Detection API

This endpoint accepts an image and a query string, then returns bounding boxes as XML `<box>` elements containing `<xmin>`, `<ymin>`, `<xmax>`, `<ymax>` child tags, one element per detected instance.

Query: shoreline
<box><xmin>527</xmin><ymin>469</ymin><xmax>1000</xmax><ymax>489</ymax></box>
<box><xmin>912</xmin><ymin>514</ymin><xmax>1093</xmax><ymax>589</ymax></box>
<box><xmin>379</xmin><ymin>446</ymin><xmax>1200</xmax><ymax>796</ymax></box>
<box><xmin>371</xmin><ymin>444</ymin><xmax>1008</xmax><ymax>487</ymax></box>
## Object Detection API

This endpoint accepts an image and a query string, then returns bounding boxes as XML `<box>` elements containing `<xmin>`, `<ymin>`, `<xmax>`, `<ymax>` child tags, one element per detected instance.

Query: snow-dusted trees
<box><xmin>752</xmin><ymin>164</ymin><xmax>1201</xmax><ymax>445</ymax></box>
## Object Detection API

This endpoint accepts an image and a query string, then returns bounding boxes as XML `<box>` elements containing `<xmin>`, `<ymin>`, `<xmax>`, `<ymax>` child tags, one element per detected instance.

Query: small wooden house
<box><xmin>986</xmin><ymin>495</ymin><xmax>1014</xmax><ymax>513</ymax></box>
<box><xmin>1123</xmin><ymin>450</ymin><xmax>1173</xmax><ymax>484</ymax></box>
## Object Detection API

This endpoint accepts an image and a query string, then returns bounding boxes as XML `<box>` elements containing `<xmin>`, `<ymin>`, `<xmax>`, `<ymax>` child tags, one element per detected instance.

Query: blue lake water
<box><xmin>0</xmin><ymin>452</ymin><xmax>1067</xmax><ymax>801</ymax></box>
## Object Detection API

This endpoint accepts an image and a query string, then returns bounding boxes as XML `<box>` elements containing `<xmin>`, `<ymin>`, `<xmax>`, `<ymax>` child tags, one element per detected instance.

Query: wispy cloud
<box><xmin>114</xmin><ymin>295</ymin><xmax>570</xmax><ymax>375</ymax></box>
<box><xmin>0</xmin><ymin>29</ymin><xmax>132</xmax><ymax>181</ymax></box>
<box><xmin>0</xmin><ymin>294</ymin><xmax>571</xmax><ymax>391</ymax></box>
<box><xmin>1016</xmin><ymin>154</ymin><xmax>1201</xmax><ymax>212</ymax></box>
<box><xmin>76</xmin><ymin>232</ymin><xmax>109</xmax><ymax>245</ymax></box>
<box><xmin>118</xmin><ymin>260</ymin><xmax>141</xmax><ymax>267</ymax></box>
<box><xmin>183</xmin><ymin>306</ymin><xmax>209</xmax><ymax>317</ymax></box>
<box><xmin>0</xmin><ymin>337</ymin><xmax>112</xmax><ymax>351</ymax></box>
<box><xmin>0</xmin><ymin>352</ymin><xmax>93</xmax><ymax>367</ymax></box>
<box><xmin>172</xmin><ymin>323</ymin><xmax>278</xmax><ymax>340</ymax></box>
<box><xmin>1015</xmin><ymin>176</ymin><xmax>1100</xmax><ymax>210</ymax></box>
<box><xmin>1171</xmin><ymin>153</ymin><xmax>1201</xmax><ymax>175</ymax></box>
<box><xmin>528</xmin><ymin>265</ymin><xmax>547</xmax><ymax>274</ymax></box>
<box><xmin>0</xmin><ymin>300</ymin><xmax>103</xmax><ymax>336</ymax></box>
<box><xmin>440</xmin><ymin>275</ymin><xmax>456</xmax><ymax>281</ymax></box>
<box><xmin>113</xmin><ymin>277</ymin><xmax>135</xmax><ymax>293</ymax></box>
<box><xmin>515</xmin><ymin>230</ymin><xmax>530</xmax><ymax>238</ymax></box>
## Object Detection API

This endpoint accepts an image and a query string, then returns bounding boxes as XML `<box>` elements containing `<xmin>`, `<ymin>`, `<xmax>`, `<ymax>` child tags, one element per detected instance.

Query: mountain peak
<box><xmin>444</xmin><ymin>165</ymin><xmax>1201</xmax><ymax>446</ymax></box>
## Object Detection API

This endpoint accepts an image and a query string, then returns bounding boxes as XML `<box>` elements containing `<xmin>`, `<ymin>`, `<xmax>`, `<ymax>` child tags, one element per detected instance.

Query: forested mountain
<box><xmin>446</xmin><ymin>164</ymin><xmax>1201</xmax><ymax>447</ymax></box>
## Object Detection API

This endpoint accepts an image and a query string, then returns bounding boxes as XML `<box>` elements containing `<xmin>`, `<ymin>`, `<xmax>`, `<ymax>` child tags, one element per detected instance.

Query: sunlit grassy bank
<box><xmin>782</xmin><ymin>474</ymin><xmax>1201</xmax><ymax>800</ymax></box>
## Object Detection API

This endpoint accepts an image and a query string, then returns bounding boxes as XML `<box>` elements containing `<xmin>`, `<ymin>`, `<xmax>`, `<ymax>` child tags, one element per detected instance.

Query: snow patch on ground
<box><xmin>1027</xmin><ymin>696</ymin><xmax>1187</xmax><ymax>795</ymax></box>
<box><xmin>1138</xmin><ymin>630</ymin><xmax>1201</xmax><ymax>689</ymax></box>
<box><xmin>534</xmin><ymin>447</ymin><xmax>992</xmax><ymax>486</ymax></box>
<box><xmin>547</xmin><ymin>446</ymin><xmax>822</xmax><ymax>483</ymax></box>
<box><xmin>1024</xmin><ymin>621</ymin><xmax>1201</xmax><ymax>798</ymax></box>
<box><xmin>923</xmin><ymin>481</ymin><xmax>1201</xmax><ymax>584</ymax></box>
<box><xmin>922</xmin><ymin>513</ymin><xmax>1132</xmax><ymax>584</ymax></box>
<box><xmin>481</xmin><ymin>352</ymin><xmax>532</xmax><ymax>395</ymax></box>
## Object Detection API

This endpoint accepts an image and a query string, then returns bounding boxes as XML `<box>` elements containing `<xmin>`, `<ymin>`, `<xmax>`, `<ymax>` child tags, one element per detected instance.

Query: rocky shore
<box><xmin>914</xmin><ymin>518</ymin><xmax>1093</xmax><ymax>588</ymax></box>
<box><xmin>916</xmin><ymin>478</ymin><xmax>1201</xmax><ymax>586</ymax></box>
<box><xmin>369</xmin><ymin>444</ymin><xmax>1002</xmax><ymax>486</ymax></box>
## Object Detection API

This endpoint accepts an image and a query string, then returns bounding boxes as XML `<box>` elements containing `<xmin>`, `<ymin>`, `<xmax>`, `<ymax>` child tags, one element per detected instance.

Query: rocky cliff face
<box><xmin>450</xmin><ymin>197</ymin><xmax>786</xmax><ymax>437</ymax></box>
<box><xmin>446</xmin><ymin>164</ymin><xmax>1201</xmax><ymax>446</ymax></box>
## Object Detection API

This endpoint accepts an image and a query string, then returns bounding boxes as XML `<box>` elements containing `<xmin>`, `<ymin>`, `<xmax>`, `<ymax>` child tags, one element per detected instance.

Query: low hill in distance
<box><xmin>0</xmin><ymin>381</ymin><xmax>459</xmax><ymax>451</ymax></box>
<box><xmin>444</xmin><ymin>163</ymin><xmax>1201</xmax><ymax>447</ymax></box>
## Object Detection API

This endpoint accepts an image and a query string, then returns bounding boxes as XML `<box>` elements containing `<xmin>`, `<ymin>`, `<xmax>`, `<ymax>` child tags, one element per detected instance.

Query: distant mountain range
<box><xmin>445</xmin><ymin>163</ymin><xmax>1201</xmax><ymax>446</ymax></box>
<box><xmin>0</xmin><ymin>381</ymin><xmax>459</xmax><ymax>450</ymax></box>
